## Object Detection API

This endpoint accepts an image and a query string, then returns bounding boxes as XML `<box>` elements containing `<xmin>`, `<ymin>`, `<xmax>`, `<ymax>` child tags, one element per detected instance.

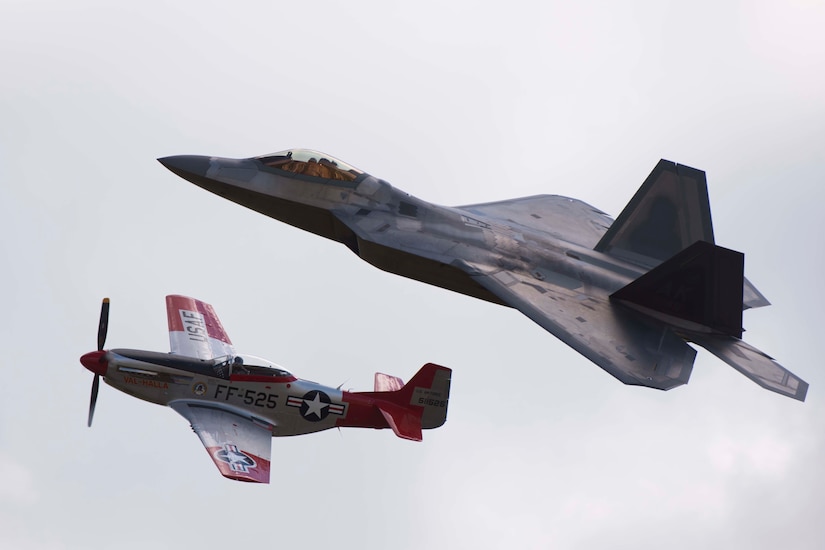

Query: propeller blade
<box><xmin>88</xmin><ymin>374</ymin><xmax>100</xmax><ymax>427</ymax></box>
<box><xmin>97</xmin><ymin>298</ymin><xmax>110</xmax><ymax>351</ymax></box>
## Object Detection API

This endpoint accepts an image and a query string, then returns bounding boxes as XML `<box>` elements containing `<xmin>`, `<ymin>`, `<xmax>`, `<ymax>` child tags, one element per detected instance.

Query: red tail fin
<box><xmin>373</xmin><ymin>363</ymin><xmax>451</xmax><ymax>441</ymax></box>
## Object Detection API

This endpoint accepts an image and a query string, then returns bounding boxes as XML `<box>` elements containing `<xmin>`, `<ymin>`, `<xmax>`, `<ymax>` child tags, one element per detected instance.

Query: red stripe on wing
<box><xmin>166</xmin><ymin>295</ymin><xmax>233</xmax><ymax>345</ymax></box>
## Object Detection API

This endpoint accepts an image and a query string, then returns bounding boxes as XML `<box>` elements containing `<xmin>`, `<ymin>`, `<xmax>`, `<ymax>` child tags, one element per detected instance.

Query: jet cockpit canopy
<box><xmin>255</xmin><ymin>149</ymin><xmax>364</xmax><ymax>182</ymax></box>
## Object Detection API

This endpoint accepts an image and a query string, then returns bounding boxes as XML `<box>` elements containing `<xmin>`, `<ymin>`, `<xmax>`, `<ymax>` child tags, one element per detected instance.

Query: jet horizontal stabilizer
<box><xmin>688</xmin><ymin>334</ymin><xmax>808</xmax><ymax>401</ymax></box>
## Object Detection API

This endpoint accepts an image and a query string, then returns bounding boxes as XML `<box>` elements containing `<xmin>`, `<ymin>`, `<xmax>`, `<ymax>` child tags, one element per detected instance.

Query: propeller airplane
<box><xmin>80</xmin><ymin>295</ymin><xmax>451</xmax><ymax>483</ymax></box>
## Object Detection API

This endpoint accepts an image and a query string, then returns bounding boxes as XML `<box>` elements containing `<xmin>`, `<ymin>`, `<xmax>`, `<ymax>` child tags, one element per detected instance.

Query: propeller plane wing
<box><xmin>170</xmin><ymin>402</ymin><xmax>273</xmax><ymax>483</ymax></box>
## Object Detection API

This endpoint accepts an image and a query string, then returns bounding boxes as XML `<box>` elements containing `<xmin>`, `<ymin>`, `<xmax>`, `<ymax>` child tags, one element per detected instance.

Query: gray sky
<box><xmin>2</xmin><ymin>1</ymin><xmax>825</xmax><ymax>548</ymax></box>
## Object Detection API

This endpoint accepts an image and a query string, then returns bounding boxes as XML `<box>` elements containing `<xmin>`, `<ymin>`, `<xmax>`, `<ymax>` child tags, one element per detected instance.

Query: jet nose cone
<box><xmin>158</xmin><ymin>155</ymin><xmax>211</xmax><ymax>178</ymax></box>
<box><xmin>80</xmin><ymin>350</ymin><xmax>108</xmax><ymax>376</ymax></box>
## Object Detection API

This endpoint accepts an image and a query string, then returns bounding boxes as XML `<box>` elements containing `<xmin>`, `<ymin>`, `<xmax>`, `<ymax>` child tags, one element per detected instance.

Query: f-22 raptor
<box><xmin>159</xmin><ymin>150</ymin><xmax>807</xmax><ymax>401</ymax></box>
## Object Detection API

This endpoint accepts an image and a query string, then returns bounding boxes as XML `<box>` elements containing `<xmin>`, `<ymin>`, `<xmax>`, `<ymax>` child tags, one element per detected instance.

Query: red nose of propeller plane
<box><xmin>80</xmin><ymin>350</ymin><xmax>108</xmax><ymax>376</ymax></box>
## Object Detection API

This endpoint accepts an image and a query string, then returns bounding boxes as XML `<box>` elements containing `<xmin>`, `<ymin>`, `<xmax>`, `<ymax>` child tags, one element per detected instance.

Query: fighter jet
<box><xmin>159</xmin><ymin>150</ymin><xmax>807</xmax><ymax>401</ymax></box>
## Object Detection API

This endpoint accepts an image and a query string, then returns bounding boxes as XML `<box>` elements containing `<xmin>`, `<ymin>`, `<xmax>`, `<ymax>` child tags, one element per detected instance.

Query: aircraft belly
<box><xmin>271</xmin><ymin>415</ymin><xmax>335</xmax><ymax>437</ymax></box>
<box><xmin>237</xmin><ymin>190</ymin><xmax>341</xmax><ymax>242</ymax></box>
<box><xmin>354</xmin><ymin>238</ymin><xmax>508</xmax><ymax>306</ymax></box>
<box><xmin>189</xmin><ymin>173</ymin><xmax>348</xmax><ymax>242</ymax></box>
<box><xmin>328</xmin><ymin>209</ymin><xmax>506</xmax><ymax>305</ymax></box>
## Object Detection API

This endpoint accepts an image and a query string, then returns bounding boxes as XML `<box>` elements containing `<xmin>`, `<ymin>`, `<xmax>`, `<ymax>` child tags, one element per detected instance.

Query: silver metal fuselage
<box><xmin>178</xmin><ymin>156</ymin><xmax>643</xmax><ymax>305</ymax></box>
<box><xmin>103</xmin><ymin>349</ymin><xmax>346</xmax><ymax>437</ymax></box>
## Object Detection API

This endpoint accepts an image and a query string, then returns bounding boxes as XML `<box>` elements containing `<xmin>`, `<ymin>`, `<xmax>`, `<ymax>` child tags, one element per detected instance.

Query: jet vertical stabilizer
<box><xmin>595</xmin><ymin>160</ymin><xmax>714</xmax><ymax>268</ymax></box>
<box><xmin>597</xmin><ymin>160</ymin><xmax>769</xmax><ymax>310</ymax></box>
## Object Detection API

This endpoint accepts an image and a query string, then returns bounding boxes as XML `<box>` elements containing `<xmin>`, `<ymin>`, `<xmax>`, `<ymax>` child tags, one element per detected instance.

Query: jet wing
<box><xmin>458</xmin><ymin>195</ymin><xmax>769</xmax><ymax>311</ymax></box>
<box><xmin>170</xmin><ymin>401</ymin><xmax>273</xmax><ymax>483</ymax></box>
<box><xmin>459</xmin><ymin>260</ymin><xmax>697</xmax><ymax>390</ymax></box>
<box><xmin>458</xmin><ymin>195</ymin><xmax>613</xmax><ymax>248</ymax></box>
<box><xmin>166</xmin><ymin>295</ymin><xmax>235</xmax><ymax>360</ymax></box>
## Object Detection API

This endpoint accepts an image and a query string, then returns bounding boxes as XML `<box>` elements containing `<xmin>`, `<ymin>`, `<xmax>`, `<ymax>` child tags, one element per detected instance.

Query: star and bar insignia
<box><xmin>286</xmin><ymin>390</ymin><xmax>345</xmax><ymax>422</ymax></box>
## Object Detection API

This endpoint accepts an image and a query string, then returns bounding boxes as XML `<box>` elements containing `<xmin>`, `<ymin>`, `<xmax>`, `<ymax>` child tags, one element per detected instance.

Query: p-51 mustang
<box><xmin>159</xmin><ymin>151</ymin><xmax>807</xmax><ymax>401</ymax></box>
<box><xmin>80</xmin><ymin>295</ymin><xmax>451</xmax><ymax>483</ymax></box>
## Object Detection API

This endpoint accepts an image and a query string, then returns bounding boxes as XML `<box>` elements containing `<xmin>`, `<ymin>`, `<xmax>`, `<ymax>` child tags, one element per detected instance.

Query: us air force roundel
<box><xmin>214</xmin><ymin>443</ymin><xmax>256</xmax><ymax>473</ymax></box>
<box><xmin>286</xmin><ymin>390</ymin><xmax>345</xmax><ymax>422</ymax></box>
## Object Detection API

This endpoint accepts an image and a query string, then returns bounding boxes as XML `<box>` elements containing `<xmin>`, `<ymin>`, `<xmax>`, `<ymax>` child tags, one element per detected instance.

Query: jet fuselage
<box><xmin>161</xmin><ymin>154</ymin><xmax>641</xmax><ymax>306</ymax></box>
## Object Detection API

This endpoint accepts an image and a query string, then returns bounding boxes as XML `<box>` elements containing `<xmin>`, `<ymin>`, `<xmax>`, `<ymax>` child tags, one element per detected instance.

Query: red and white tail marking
<box><xmin>373</xmin><ymin>363</ymin><xmax>451</xmax><ymax>441</ymax></box>
<box><xmin>166</xmin><ymin>295</ymin><xmax>235</xmax><ymax>360</ymax></box>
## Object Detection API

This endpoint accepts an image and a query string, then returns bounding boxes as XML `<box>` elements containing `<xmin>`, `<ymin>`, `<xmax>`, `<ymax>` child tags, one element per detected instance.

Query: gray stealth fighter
<box><xmin>159</xmin><ymin>150</ymin><xmax>807</xmax><ymax>401</ymax></box>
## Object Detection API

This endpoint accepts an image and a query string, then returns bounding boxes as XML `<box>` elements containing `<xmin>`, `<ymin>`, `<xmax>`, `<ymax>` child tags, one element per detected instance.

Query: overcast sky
<box><xmin>2</xmin><ymin>1</ymin><xmax>825</xmax><ymax>549</ymax></box>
